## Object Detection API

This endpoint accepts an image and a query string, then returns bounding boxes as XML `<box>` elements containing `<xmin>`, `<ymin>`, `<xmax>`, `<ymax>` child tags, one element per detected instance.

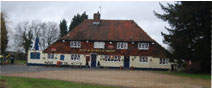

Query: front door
<box><xmin>86</xmin><ymin>56</ymin><xmax>90</xmax><ymax>67</ymax></box>
<box><xmin>124</xmin><ymin>56</ymin><xmax>130</xmax><ymax>68</ymax></box>
<box><xmin>91</xmin><ymin>54</ymin><xmax>97</xmax><ymax>67</ymax></box>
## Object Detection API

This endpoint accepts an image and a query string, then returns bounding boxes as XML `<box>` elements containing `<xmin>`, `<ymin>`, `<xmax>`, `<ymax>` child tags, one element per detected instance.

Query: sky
<box><xmin>1</xmin><ymin>1</ymin><xmax>174</xmax><ymax>50</ymax></box>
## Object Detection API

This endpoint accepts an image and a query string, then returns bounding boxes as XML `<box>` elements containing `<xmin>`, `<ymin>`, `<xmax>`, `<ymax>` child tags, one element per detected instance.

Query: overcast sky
<box><xmin>2</xmin><ymin>1</ymin><xmax>174</xmax><ymax>50</ymax></box>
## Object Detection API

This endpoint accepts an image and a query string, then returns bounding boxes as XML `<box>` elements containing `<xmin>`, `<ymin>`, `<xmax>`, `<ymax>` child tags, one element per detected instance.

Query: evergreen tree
<box><xmin>154</xmin><ymin>2</ymin><xmax>210</xmax><ymax>73</ymax></box>
<box><xmin>1</xmin><ymin>13</ymin><xmax>8</xmax><ymax>55</ymax></box>
<box><xmin>69</xmin><ymin>12</ymin><xmax>88</xmax><ymax>32</ymax></box>
<box><xmin>59</xmin><ymin>19</ymin><xmax>68</xmax><ymax>38</ymax></box>
<box><xmin>22</xmin><ymin>30</ymin><xmax>33</xmax><ymax>54</ymax></box>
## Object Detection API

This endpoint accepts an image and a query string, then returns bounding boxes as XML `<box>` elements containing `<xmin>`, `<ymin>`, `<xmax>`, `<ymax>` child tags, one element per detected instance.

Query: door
<box><xmin>124</xmin><ymin>56</ymin><xmax>130</xmax><ymax>68</ymax></box>
<box><xmin>86</xmin><ymin>56</ymin><xmax>90</xmax><ymax>66</ymax></box>
<box><xmin>91</xmin><ymin>54</ymin><xmax>97</xmax><ymax>67</ymax></box>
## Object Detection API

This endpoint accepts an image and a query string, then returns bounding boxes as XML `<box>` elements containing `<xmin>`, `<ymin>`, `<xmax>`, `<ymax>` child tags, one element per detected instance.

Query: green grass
<box><xmin>0</xmin><ymin>59</ymin><xmax>27</xmax><ymax>65</ymax></box>
<box><xmin>0</xmin><ymin>76</ymin><xmax>119</xmax><ymax>88</ymax></box>
<box><xmin>154</xmin><ymin>71</ymin><xmax>211</xmax><ymax>80</ymax></box>
<box><xmin>14</xmin><ymin>60</ymin><xmax>27</xmax><ymax>65</ymax></box>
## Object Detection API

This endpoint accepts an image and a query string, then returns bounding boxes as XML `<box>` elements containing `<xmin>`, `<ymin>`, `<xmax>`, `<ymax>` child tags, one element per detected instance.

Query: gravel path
<box><xmin>1</xmin><ymin>66</ymin><xmax>210</xmax><ymax>88</ymax></box>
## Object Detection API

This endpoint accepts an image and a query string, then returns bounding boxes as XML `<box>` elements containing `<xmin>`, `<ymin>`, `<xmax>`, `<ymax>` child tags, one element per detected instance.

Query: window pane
<box><xmin>60</xmin><ymin>55</ymin><xmax>64</xmax><ymax>60</ymax></box>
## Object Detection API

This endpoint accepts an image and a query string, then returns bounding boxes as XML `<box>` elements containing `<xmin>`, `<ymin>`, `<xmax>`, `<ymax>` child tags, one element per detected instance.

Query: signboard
<box><xmin>107</xmin><ymin>45</ymin><xmax>114</xmax><ymax>49</ymax></box>
<box><xmin>51</xmin><ymin>48</ymin><xmax>56</xmax><ymax>52</ymax></box>
<box><xmin>79</xmin><ymin>49</ymin><xmax>115</xmax><ymax>53</ymax></box>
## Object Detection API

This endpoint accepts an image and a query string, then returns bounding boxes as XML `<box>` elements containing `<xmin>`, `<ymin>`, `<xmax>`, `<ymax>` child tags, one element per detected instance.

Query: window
<box><xmin>139</xmin><ymin>56</ymin><xmax>148</xmax><ymax>63</ymax></box>
<box><xmin>71</xmin><ymin>54</ymin><xmax>80</xmax><ymax>61</ymax></box>
<box><xmin>138</xmin><ymin>43</ymin><xmax>149</xmax><ymax>50</ymax></box>
<box><xmin>160</xmin><ymin>58</ymin><xmax>168</xmax><ymax>65</ymax></box>
<box><xmin>105</xmin><ymin>55</ymin><xmax>120</xmax><ymax>62</ymax></box>
<box><xmin>60</xmin><ymin>55</ymin><xmax>65</xmax><ymax>60</ymax></box>
<box><xmin>30</xmin><ymin>52</ymin><xmax>40</xmax><ymax>59</ymax></box>
<box><xmin>48</xmin><ymin>54</ymin><xmax>54</xmax><ymax>59</ymax></box>
<box><xmin>117</xmin><ymin>42</ymin><xmax>128</xmax><ymax>49</ymax></box>
<box><xmin>114</xmin><ymin>56</ymin><xmax>121</xmax><ymax>62</ymax></box>
<box><xmin>70</xmin><ymin>41</ymin><xmax>81</xmax><ymax>48</ymax></box>
<box><xmin>94</xmin><ymin>42</ymin><xmax>105</xmax><ymax>48</ymax></box>
<box><xmin>105</xmin><ymin>55</ymin><xmax>109</xmax><ymax>61</ymax></box>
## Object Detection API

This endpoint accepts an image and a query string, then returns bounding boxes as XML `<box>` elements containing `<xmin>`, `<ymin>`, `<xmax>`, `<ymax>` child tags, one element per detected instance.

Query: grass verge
<box><xmin>14</xmin><ymin>60</ymin><xmax>27</xmax><ymax>65</ymax></box>
<box><xmin>0</xmin><ymin>76</ymin><xmax>119</xmax><ymax>88</ymax></box>
<box><xmin>154</xmin><ymin>71</ymin><xmax>211</xmax><ymax>80</ymax></box>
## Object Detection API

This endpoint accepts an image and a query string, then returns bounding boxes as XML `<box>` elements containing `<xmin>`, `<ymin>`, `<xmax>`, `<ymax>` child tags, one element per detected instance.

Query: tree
<box><xmin>14</xmin><ymin>21</ymin><xmax>60</xmax><ymax>53</ymax></box>
<box><xmin>59</xmin><ymin>19</ymin><xmax>68</xmax><ymax>38</ymax></box>
<box><xmin>1</xmin><ymin>13</ymin><xmax>8</xmax><ymax>55</ymax></box>
<box><xmin>14</xmin><ymin>22</ymin><xmax>33</xmax><ymax>54</ymax></box>
<box><xmin>69</xmin><ymin>12</ymin><xmax>88</xmax><ymax>32</ymax></box>
<box><xmin>40</xmin><ymin>22</ymin><xmax>59</xmax><ymax>49</ymax></box>
<box><xmin>154</xmin><ymin>2</ymin><xmax>210</xmax><ymax>73</ymax></box>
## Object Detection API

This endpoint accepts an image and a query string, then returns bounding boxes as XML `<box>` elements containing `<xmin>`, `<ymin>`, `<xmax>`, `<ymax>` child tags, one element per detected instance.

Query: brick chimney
<box><xmin>93</xmin><ymin>12</ymin><xmax>100</xmax><ymax>24</ymax></box>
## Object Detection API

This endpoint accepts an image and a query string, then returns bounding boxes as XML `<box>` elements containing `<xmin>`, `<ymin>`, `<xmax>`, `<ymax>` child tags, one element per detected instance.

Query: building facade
<box><xmin>28</xmin><ymin>12</ymin><xmax>171</xmax><ymax>70</ymax></box>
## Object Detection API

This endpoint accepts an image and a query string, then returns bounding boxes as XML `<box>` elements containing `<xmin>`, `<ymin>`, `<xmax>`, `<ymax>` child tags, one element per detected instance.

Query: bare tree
<box><xmin>14</xmin><ymin>21</ymin><xmax>60</xmax><ymax>53</ymax></box>
<box><xmin>39</xmin><ymin>22</ymin><xmax>59</xmax><ymax>49</ymax></box>
<box><xmin>14</xmin><ymin>22</ymin><xmax>33</xmax><ymax>54</ymax></box>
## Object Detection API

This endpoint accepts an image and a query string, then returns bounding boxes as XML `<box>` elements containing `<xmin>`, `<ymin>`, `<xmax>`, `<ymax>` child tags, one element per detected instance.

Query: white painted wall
<box><xmin>28</xmin><ymin>50</ymin><xmax>171</xmax><ymax>69</ymax></box>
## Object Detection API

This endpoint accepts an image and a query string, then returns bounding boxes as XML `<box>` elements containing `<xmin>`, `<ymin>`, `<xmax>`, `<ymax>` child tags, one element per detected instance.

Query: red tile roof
<box><xmin>43</xmin><ymin>19</ymin><xmax>168</xmax><ymax>58</ymax></box>
<box><xmin>43</xmin><ymin>41</ymin><xmax>167</xmax><ymax>58</ymax></box>
<box><xmin>62</xmin><ymin>19</ymin><xmax>154</xmax><ymax>42</ymax></box>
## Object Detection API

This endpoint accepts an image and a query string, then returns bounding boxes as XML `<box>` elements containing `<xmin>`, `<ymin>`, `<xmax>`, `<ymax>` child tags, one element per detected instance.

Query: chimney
<box><xmin>93</xmin><ymin>12</ymin><xmax>100</xmax><ymax>24</ymax></box>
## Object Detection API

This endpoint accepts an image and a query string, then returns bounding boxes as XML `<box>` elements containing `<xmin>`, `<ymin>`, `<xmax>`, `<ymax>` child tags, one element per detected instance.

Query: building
<box><xmin>27</xmin><ymin>12</ymin><xmax>172</xmax><ymax>70</ymax></box>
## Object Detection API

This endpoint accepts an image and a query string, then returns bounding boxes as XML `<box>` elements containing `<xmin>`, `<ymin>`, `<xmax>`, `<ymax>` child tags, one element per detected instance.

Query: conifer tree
<box><xmin>154</xmin><ymin>1</ymin><xmax>210</xmax><ymax>73</ymax></box>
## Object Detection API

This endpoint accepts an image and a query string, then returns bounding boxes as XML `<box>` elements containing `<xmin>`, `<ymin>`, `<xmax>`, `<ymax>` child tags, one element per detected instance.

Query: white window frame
<box><xmin>160</xmin><ymin>58</ymin><xmax>168</xmax><ymax>65</ymax></box>
<box><xmin>114</xmin><ymin>56</ymin><xmax>121</xmax><ymax>62</ymax></box>
<box><xmin>138</xmin><ymin>43</ymin><xmax>149</xmax><ymax>50</ymax></box>
<box><xmin>117</xmin><ymin>42</ymin><xmax>128</xmax><ymax>49</ymax></box>
<box><xmin>70</xmin><ymin>41</ymin><xmax>81</xmax><ymax>48</ymax></box>
<box><xmin>139</xmin><ymin>56</ymin><xmax>148</xmax><ymax>63</ymax></box>
<box><xmin>105</xmin><ymin>55</ymin><xmax>110</xmax><ymax>62</ymax></box>
<box><xmin>105</xmin><ymin>55</ymin><xmax>120</xmax><ymax>62</ymax></box>
<box><xmin>94</xmin><ymin>42</ymin><xmax>105</xmax><ymax>49</ymax></box>
<box><xmin>48</xmin><ymin>54</ymin><xmax>54</xmax><ymax>59</ymax></box>
<box><xmin>71</xmin><ymin>54</ymin><xmax>80</xmax><ymax>61</ymax></box>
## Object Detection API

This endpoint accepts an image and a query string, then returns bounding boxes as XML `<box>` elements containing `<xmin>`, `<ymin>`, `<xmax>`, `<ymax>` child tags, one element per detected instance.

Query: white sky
<box><xmin>1</xmin><ymin>1</ymin><xmax>174</xmax><ymax>50</ymax></box>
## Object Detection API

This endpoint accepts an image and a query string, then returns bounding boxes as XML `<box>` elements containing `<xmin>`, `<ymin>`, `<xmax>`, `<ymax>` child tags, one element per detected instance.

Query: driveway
<box><xmin>1</xmin><ymin>65</ymin><xmax>211</xmax><ymax>88</ymax></box>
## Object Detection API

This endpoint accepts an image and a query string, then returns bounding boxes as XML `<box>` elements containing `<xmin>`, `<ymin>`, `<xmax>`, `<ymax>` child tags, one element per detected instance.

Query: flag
<box><xmin>35</xmin><ymin>37</ymin><xmax>39</xmax><ymax>50</ymax></box>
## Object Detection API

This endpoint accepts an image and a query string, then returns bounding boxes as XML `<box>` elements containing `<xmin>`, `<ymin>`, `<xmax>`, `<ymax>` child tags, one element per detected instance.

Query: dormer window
<box><xmin>117</xmin><ymin>42</ymin><xmax>128</xmax><ymax>49</ymax></box>
<box><xmin>70</xmin><ymin>41</ymin><xmax>81</xmax><ymax>48</ymax></box>
<box><xmin>138</xmin><ymin>43</ymin><xmax>149</xmax><ymax>50</ymax></box>
<box><xmin>94</xmin><ymin>42</ymin><xmax>105</xmax><ymax>48</ymax></box>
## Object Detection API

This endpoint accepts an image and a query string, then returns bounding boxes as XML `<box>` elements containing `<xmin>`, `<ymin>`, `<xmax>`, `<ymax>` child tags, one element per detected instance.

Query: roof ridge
<box><xmin>87</xmin><ymin>19</ymin><xmax>134</xmax><ymax>21</ymax></box>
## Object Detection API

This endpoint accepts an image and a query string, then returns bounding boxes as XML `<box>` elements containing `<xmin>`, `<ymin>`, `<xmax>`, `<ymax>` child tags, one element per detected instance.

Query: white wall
<box><xmin>28</xmin><ymin>50</ymin><xmax>171</xmax><ymax>69</ymax></box>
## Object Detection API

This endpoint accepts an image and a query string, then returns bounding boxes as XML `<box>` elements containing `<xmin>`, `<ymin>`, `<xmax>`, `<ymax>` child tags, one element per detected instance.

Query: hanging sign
<box><xmin>51</xmin><ymin>48</ymin><xmax>56</xmax><ymax>52</ymax></box>
<box><xmin>107</xmin><ymin>45</ymin><xmax>114</xmax><ymax>49</ymax></box>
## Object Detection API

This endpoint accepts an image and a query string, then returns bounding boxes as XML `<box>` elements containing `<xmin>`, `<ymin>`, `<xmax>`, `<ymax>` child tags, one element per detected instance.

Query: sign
<box><xmin>51</xmin><ymin>48</ymin><xmax>56</xmax><ymax>52</ymax></box>
<box><xmin>107</xmin><ymin>45</ymin><xmax>114</xmax><ymax>49</ymax></box>
<box><xmin>79</xmin><ymin>49</ymin><xmax>115</xmax><ymax>53</ymax></box>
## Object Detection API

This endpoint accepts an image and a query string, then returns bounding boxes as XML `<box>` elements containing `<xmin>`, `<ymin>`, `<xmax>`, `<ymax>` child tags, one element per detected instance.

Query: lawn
<box><xmin>0</xmin><ymin>59</ymin><xmax>27</xmax><ymax>65</ymax></box>
<box><xmin>14</xmin><ymin>60</ymin><xmax>27</xmax><ymax>65</ymax></box>
<box><xmin>0</xmin><ymin>76</ymin><xmax>119</xmax><ymax>88</ymax></box>
<box><xmin>155</xmin><ymin>71</ymin><xmax>211</xmax><ymax>80</ymax></box>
